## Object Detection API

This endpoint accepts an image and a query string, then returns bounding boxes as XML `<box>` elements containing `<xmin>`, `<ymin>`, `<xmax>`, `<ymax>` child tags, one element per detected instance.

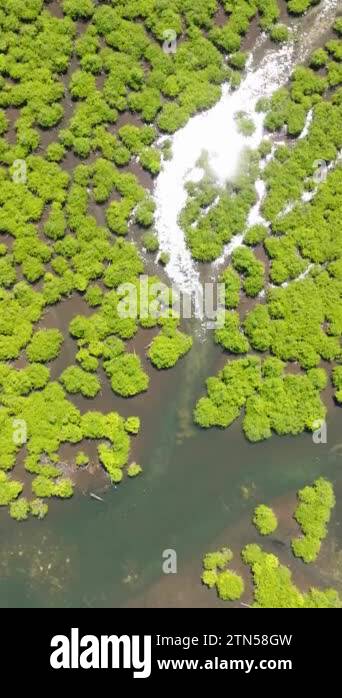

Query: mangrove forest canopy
<box><xmin>0</xmin><ymin>0</ymin><xmax>341</xmax><ymax>610</ymax></box>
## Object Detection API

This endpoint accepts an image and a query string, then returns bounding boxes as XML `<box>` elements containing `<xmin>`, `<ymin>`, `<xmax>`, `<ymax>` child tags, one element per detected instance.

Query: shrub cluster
<box><xmin>253</xmin><ymin>504</ymin><xmax>278</xmax><ymax>535</ymax></box>
<box><xmin>194</xmin><ymin>355</ymin><xmax>326</xmax><ymax>441</ymax></box>
<box><xmin>148</xmin><ymin>321</ymin><xmax>193</xmax><ymax>369</ymax></box>
<box><xmin>26</xmin><ymin>328</ymin><xmax>63</xmax><ymax>363</ymax></box>
<box><xmin>201</xmin><ymin>547</ymin><xmax>244</xmax><ymax>601</ymax></box>
<box><xmin>291</xmin><ymin>478</ymin><xmax>335</xmax><ymax>563</ymax></box>
<box><xmin>242</xmin><ymin>544</ymin><xmax>340</xmax><ymax>607</ymax></box>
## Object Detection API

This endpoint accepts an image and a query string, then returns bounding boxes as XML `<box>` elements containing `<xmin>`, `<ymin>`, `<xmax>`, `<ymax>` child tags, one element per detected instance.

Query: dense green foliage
<box><xmin>242</xmin><ymin>544</ymin><xmax>340</xmax><ymax>608</ymax></box>
<box><xmin>201</xmin><ymin>547</ymin><xmax>244</xmax><ymax>601</ymax></box>
<box><xmin>9</xmin><ymin>497</ymin><xmax>30</xmax><ymax>521</ymax></box>
<box><xmin>158</xmin><ymin>251</ymin><xmax>170</xmax><ymax>266</ymax></box>
<box><xmin>148</xmin><ymin>324</ymin><xmax>193</xmax><ymax>369</ymax></box>
<box><xmin>214</xmin><ymin>311</ymin><xmax>249</xmax><ymax>353</ymax></box>
<box><xmin>253</xmin><ymin>504</ymin><xmax>278</xmax><ymax>535</ymax></box>
<box><xmin>332</xmin><ymin>366</ymin><xmax>342</xmax><ymax>403</ymax></box>
<box><xmin>0</xmin><ymin>471</ymin><xmax>23</xmax><ymax>505</ymax></box>
<box><xmin>31</xmin><ymin>475</ymin><xmax>74</xmax><ymax>498</ymax></box>
<box><xmin>244</xmin><ymin>224</ymin><xmax>268</xmax><ymax>246</ymax></box>
<box><xmin>75</xmin><ymin>451</ymin><xmax>89</xmax><ymax>467</ymax></box>
<box><xmin>0</xmin><ymin>362</ymin><xmax>141</xmax><ymax>515</ymax></box>
<box><xmin>106</xmin><ymin>354</ymin><xmax>149</xmax><ymax>397</ymax></box>
<box><xmin>60</xmin><ymin>365</ymin><xmax>101</xmax><ymax>398</ymax></box>
<box><xmin>0</xmin><ymin>0</ymin><xmax>300</xmax><ymax>182</ymax></box>
<box><xmin>30</xmin><ymin>498</ymin><xmax>48</xmax><ymax>519</ymax></box>
<box><xmin>203</xmin><ymin>547</ymin><xmax>233</xmax><ymax>571</ymax></box>
<box><xmin>194</xmin><ymin>356</ymin><xmax>326</xmax><ymax>441</ymax></box>
<box><xmin>125</xmin><ymin>417</ymin><xmax>140</xmax><ymax>435</ymax></box>
<box><xmin>0</xmin><ymin>0</ymin><xmax>336</xmax><ymax>528</ymax></box>
<box><xmin>0</xmin><ymin>1</ymin><xmax>213</xmax><ymax>519</ymax></box>
<box><xmin>142</xmin><ymin>231</ymin><xmax>159</xmax><ymax>253</ymax></box>
<box><xmin>26</xmin><ymin>328</ymin><xmax>63</xmax><ymax>363</ymax></box>
<box><xmin>270</xmin><ymin>24</ymin><xmax>290</xmax><ymax>43</ymax></box>
<box><xmin>216</xmin><ymin>570</ymin><xmax>245</xmax><ymax>601</ymax></box>
<box><xmin>195</xmin><ymin>20</ymin><xmax>342</xmax><ymax>446</ymax></box>
<box><xmin>292</xmin><ymin>478</ymin><xmax>335</xmax><ymax>563</ymax></box>
<box><xmin>127</xmin><ymin>462</ymin><xmax>143</xmax><ymax>477</ymax></box>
